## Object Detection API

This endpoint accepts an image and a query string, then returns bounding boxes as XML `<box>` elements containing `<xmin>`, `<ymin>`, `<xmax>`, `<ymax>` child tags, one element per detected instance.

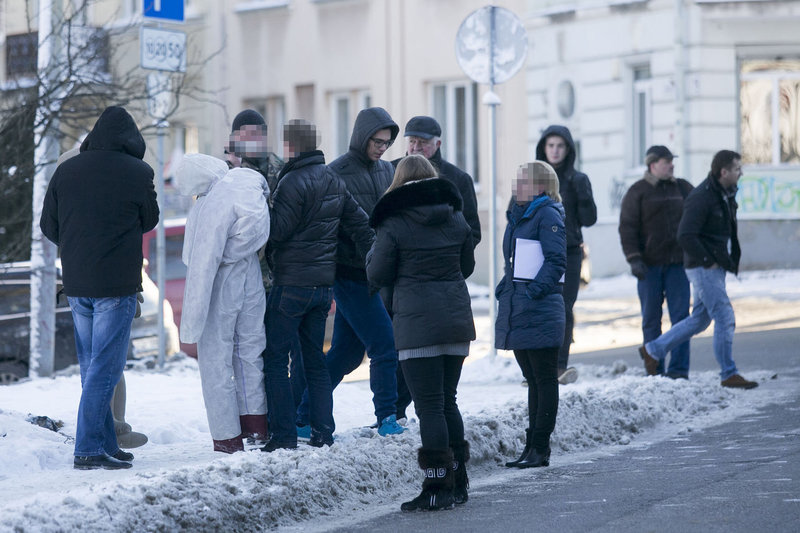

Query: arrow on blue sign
<box><xmin>143</xmin><ymin>0</ymin><xmax>184</xmax><ymax>23</ymax></box>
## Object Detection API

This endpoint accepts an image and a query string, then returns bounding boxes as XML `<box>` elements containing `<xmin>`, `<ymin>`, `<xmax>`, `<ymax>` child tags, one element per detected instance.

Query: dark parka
<box><xmin>392</xmin><ymin>149</ymin><xmax>481</xmax><ymax>248</ymax></box>
<box><xmin>366</xmin><ymin>178</ymin><xmax>475</xmax><ymax>351</ymax></box>
<box><xmin>268</xmin><ymin>150</ymin><xmax>374</xmax><ymax>287</ymax></box>
<box><xmin>495</xmin><ymin>196</ymin><xmax>567</xmax><ymax>350</ymax></box>
<box><xmin>678</xmin><ymin>174</ymin><xmax>741</xmax><ymax>275</ymax></box>
<box><xmin>329</xmin><ymin>107</ymin><xmax>399</xmax><ymax>281</ymax></box>
<box><xmin>40</xmin><ymin>106</ymin><xmax>159</xmax><ymax>297</ymax></box>
<box><xmin>619</xmin><ymin>172</ymin><xmax>694</xmax><ymax>266</ymax></box>
<box><xmin>535</xmin><ymin>125</ymin><xmax>596</xmax><ymax>249</ymax></box>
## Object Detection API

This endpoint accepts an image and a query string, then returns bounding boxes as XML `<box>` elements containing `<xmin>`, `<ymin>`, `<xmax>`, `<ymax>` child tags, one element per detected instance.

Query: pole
<box><xmin>156</xmin><ymin>121</ymin><xmax>167</xmax><ymax>368</ymax></box>
<box><xmin>30</xmin><ymin>0</ymin><xmax>62</xmax><ymax>377</ymax></box>
<box><xmin>674</xmin><ymin>0</ymin><xmax>689</xmax><ymax>179</ymax></box>
<box><xmin>486</xmin><ymin>5</ymin><xmax>499</xmax><ymax>358</ymax></box>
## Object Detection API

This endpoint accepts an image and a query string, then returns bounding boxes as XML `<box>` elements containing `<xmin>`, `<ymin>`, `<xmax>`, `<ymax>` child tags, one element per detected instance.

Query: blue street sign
<box><xmin>143</xmin><ymin>0</ymin><xmax>184</xmax><ymax>23</ymax></box>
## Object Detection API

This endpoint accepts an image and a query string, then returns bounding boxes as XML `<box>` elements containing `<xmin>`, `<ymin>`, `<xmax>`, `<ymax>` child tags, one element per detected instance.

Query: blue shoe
<box><xmin>377</xmin><ymin>414</ymin><xmax>406</xmax><ymax>436</ymax></box>
<box><xmin>296</xmin><ymin>424</ymin><xmax>311</xmax><ymax>440</ymax></box>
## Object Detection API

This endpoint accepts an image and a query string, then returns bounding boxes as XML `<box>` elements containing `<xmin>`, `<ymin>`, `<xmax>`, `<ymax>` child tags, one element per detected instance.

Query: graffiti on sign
<box><xmin>737</xmin><ymin>174</ymin><xmax>800</xmax><ymax>215</ymax></box>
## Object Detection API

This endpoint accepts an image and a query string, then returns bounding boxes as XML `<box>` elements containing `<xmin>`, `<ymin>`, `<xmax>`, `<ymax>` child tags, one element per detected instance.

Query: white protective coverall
<box><xmin>177</xmin><ymin>154</ymin><xmax>270</xmax><ymax>441</ymax></box>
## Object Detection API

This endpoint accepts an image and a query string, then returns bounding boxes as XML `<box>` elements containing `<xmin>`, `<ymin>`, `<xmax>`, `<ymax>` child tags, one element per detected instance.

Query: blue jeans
<box><xmin>296</xmin><ymin>277</ymin><xmax>398</xmax><ymax>426</ymax></box>
<box><xmin>263</xmin><ymin>285</ymin><xmax>334</xmax><ymax>444</ymax></box>
<box><xmin>645</xmin><ymin>266</ymin><xmax>738</xmax><ymax>380</ymax></box>
<box><xmin>68</xmin><ymin>295</ymin><xmax>136</xmax><ymax>457</ymax></box>
<box><xmin>637</xmin><ymin>264</ymin><xmax>691</xmax><ymax>377</ymax></box>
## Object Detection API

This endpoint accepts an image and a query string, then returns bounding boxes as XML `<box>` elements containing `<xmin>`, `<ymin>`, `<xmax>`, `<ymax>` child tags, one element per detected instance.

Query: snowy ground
<box><xmin>0</xmin><ymin>270</ymin><xmax>798</xmax><ymax>532</ymax></box>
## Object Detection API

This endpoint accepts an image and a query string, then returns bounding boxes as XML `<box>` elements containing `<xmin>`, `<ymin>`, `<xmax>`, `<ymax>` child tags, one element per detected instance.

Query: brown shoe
<box><xmin>638</xmin><ymin>345</ymin><xmax>659</xmax><ymax>376</ymax></box>
<box><xmin>721</xmin><ymin>374</ymin><xmax>758</xmax><ymax>389</ymax></box>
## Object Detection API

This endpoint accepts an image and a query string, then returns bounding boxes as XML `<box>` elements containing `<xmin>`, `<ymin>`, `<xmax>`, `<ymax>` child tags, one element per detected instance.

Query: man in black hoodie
<box><xmin>295</xmin><ymin>107</ymin><xmax>405</xmax><ymax>437</ymax></box>
<box><xmin>40</xmin><ymin>106</ymin><xmax>159</xmax><ymax>470</ymax></box>
<box><xmin>535</xmin><ymin>125</ymin><xmax>597</xmax><ymax>384</ymax></box>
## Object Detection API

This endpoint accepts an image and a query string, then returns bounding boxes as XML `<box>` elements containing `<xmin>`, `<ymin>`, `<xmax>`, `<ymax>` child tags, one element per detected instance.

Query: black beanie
<box><xmin>231</xmin><ymin>109</ymin><xmax>267</xmax><ymax>133</ymax></box>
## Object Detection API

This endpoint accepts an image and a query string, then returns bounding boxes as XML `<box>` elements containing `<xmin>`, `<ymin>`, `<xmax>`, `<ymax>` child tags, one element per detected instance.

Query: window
<box><xmin>265</xmin><ymin>96</ymin><xmax>286</xmax><ymax>154</ymax></box>
<box><xmin>328</xmin><ymin>90</ymin><xmax>372</xmax><ymax>158</ymax></box>
<box><xmin>295</xmin><ymin>84</ymin><xmax>315</xmax><ymax>121</ymax></box>
<box><xmin>332</xmin><ymin>93</ymin><xmax>351</xmax><ymax>158</ymax></box>
<box><xmin>430</xmin><ymin>81</ymin><xmax>479</xmax><ymax>182</ymax></box>
<box><xmin>631</xmin><ymin>64</ymin><xmax>652</xmax><ymax>168</ymax></box>
<box><xmin>740</xmin><ymin>59</ymin><xmax>800</xmax><ymax>166</ymax></box>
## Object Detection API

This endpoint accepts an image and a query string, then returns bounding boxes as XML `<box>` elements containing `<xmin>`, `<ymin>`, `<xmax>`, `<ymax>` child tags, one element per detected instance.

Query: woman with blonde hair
<box><xmin>367</xmin><ymin>154</ymin><xmax>475</xmax><ymax>511</ymax></box>
<box><xmin>496</xmin><ymin>160</ymin><xmax>567</xmax><ymax>468</ymax></box>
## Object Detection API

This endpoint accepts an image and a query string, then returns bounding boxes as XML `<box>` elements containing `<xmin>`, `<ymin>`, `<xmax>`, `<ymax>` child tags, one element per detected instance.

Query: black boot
<box><xmin>451</xmin><ymin>440</ymin><xmax>470</xmax><ymax>504</ymax></box>
<box><xmin>505</xmin><ymin>428</ymin><xmax>532</xmax><ymax>468</ymax></box>
<box><xmin>515</xmin><ymin>445</ymin><xmax>551</xmax><ymax>469</ymax></box>
<box><xmin>400</xmin><ymin>448</ymin><xmax>455</xmax><ymax>512</ymax></box>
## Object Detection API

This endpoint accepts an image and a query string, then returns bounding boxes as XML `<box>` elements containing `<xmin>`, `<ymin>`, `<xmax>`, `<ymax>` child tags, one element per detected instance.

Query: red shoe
<box><xmin>721</xmin><ymin>374</ymin><xmax>758</xmax><ymax>389</ymax></box>
<box><xmin>638</xmin><ymin>345</ymin><xmax>659</xmax><ymax>376</ymax></box>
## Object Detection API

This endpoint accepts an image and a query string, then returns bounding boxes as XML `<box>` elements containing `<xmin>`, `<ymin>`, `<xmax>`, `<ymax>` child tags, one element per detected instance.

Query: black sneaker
<box><xmin>260</xmin><ymin>439</ymin><xmax>298</xmax><ymax>453</ymax></box>
<box><xmin>112</xmin><ymin>449</ymin><xmax>134</xmax><ymax>462</ymax></box>
<box><xmin>74</xmin><ymin>453</ymin><xmax>132</xmax><ymax>470</ymax></box>
<box><xmin>308</xmin><ymin>431</ymin><xmax>334</xmax><ymax>448</ymax></box>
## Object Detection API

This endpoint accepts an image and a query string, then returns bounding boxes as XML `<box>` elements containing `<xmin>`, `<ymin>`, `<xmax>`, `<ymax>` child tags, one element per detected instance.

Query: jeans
<box><xmin>645</xmin><ymin>266</ymin><xmax>738</xmax><ymax>380</ymax></box>
<box><xmin>68</xmin><ymin>295</ymin><xmax>136</xmax><ymax>457</ymax></box>
<box><xmin>401</xmin><ymin>355</ymin><xmax>465</xmax><ymax>450</ymax></box>
<box><xmin>263</xmin><ymin>285</ymin><xmax>334</xmax><ymax>444</ymax></box>
<box><xmin>558</xmin><ymin>246</ymin><xmax>583</xmax><ymax>370</ymax></box>
<box><xmin>296</xmin><ymin>277</ymin><xmax>398</xmax><ymax>426</ymax></box>
<box><xmin>637</xmin><ymin>264</ymin><xmax>691</xmax><ymax>377</ymax></box>
<box><xmin>514</xmin><ymin>347</ymin><xmax>559</xmax><ymax>452</ymax></box>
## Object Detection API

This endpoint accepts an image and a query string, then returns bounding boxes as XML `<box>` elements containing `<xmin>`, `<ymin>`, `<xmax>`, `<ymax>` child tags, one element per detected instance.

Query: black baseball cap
<box><xmin>404</xmin><ymin>116</ymin><xmax>442</xmax><ymax>140</ymax></box>
<box><xmin>645</xmin><ymin>145</ymin><xmax>677</xmax><ymax>164</ymax></box>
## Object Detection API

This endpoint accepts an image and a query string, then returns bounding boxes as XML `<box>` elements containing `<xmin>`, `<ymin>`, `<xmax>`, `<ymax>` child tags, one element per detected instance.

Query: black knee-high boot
<box><xmin>451</xmin><ymin>440</ymin><xmax>470</xmax><ymax>504</ymax></box>
<box><xmin>401</xmin><ymin>448</ymin><xmax>455</xmax><ymax>512</ymax></box>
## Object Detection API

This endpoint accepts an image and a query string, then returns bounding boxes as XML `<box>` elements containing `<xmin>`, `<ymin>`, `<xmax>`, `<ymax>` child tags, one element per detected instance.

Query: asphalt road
<box><xmin>321</xmin><ymin>327</ymin><xmax>800</xmax><ymax>533</ymax></box>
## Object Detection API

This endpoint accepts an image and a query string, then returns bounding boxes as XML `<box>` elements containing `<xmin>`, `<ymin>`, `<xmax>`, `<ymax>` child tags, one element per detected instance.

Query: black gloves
<box><xmin>630</xmin><ymin>259</ymin><xmax>648</xmax><ymax>281</ymax></box>
<box><xmin>134</xmin><ymin>292</ymin><xmax>144</xmax><ymax>319</ymax></box>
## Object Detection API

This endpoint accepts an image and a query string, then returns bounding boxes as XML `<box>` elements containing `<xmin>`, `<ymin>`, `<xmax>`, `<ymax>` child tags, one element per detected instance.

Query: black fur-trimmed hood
<box><xmin>370</xmin><ymin>178</ymin><xmax>463</xmax><ymax>228</ymax></box>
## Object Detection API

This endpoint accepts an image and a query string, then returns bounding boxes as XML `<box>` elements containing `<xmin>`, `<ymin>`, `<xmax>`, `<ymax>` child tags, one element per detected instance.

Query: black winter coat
<box><xmin>678</xmin><ymin>175</ymin><xmax>741</xmax><ymax>275</ymax></box>
<box><xmin>392</xmin><ymin>150</ymin><xmax>481</xmax><ymax>248</ymax></box>
<box><xmin>619</xmin><ymin>172</ymin><xmax>694</xmax><ymax>267</ymax></box>
<box><xmin>495</xmin><ymin>196</ymin><xmax>566</xmax><ymax>351</ymax></box>
<box><xmin>40</xmin><ymin>106</ymin><xmax>159</xmax><ymax>297</ymax></box>
<box><xmin>269</xmin><ymin>151</ymin><xmax>374</xmax><ymax>287</ymax></box>
<box><xmin>535</xmin><ymin>125</ymin><xmax>596</xmax><ymax>249</ymax></box>
<box><xmin>329</xmin><ymin>107</ymin><xmax>399</xmax><ymax>281</ymax></box>
<box><xmin>366</xmin><ymin>178</ymin><xmax>475</xmax><ymax>351</ymax></box>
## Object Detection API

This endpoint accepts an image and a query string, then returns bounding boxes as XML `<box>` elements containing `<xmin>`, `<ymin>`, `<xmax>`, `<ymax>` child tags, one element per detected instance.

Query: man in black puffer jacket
<box><xmin>294</xmin><ymin>107</ymin><xmax>405</xmax><ymax>437</ymax></box>
<box><xmin>261</xmin><ymin>120</ymin><xmax>374</xmax><ymax>451</ymax></box>
<box><xmin>40</xmin><ymin>106</ymin><xmax>159</xmax><ymax>470</ymax></box>
<box><xmin>535</xmin><ymin>125</ymin><xmax>597</xmax><ymax>384</ymax></box>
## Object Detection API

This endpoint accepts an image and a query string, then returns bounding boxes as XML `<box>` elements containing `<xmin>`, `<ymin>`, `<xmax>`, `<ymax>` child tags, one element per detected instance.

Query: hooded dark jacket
<box><xmin>495</xmin><ymin>196</ymin><xmax>567</xmax><ymax>350</ymax></box>
<box><xmin>535</xmin><ymin>125</ymin><xmax>596</xmax><ymax>249</ymax></box>
<box><xmin>40</xmin><ymin>106</ymin><xmax>159</xmax><ymax>297</ymax></box>
<box><xmin>392</xmin><ymin>149</ymin><xmax>481</xmax><ymax>248</ymax></box>
<box><xmin>329</xmin><ymin>107</ymin><xmax>399</xmax><ymax>281</ymax></box>
<box><xmin>366</xmin><ymin>178</ymin><xmax>475</xmax><ymax>350</ymax></box>
<box><xmin>678</xmin><ymin>174</ymin><xmax>741</xmax><ymax>275</ymax></box>
<box><xmin>269</xmin><ymin>150</ymin><xmax>374</xmax><ymax>287</ymax></box>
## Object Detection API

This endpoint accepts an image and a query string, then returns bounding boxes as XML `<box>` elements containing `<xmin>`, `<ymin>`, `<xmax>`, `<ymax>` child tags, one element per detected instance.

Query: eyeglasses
<box><xmin>370</xmin><ymin>137</ymin><xmax>393</xmax><ymax>149</ymax></box>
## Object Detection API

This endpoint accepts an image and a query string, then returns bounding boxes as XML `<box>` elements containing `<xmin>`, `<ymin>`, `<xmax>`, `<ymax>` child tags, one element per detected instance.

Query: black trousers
<box><xmin>558</xmin><ymin>245</ymin><xmax>583</xmax><ymax>370</ymax></box>
<box><xmin>401</xmin><ymin>355</ymin><xmax>465</xmax><ymax>450</ymax></box>
<box><xmin>514</xmin><ymin>347</ymin><xmax>559</xmax><ymax>451</ymax></box>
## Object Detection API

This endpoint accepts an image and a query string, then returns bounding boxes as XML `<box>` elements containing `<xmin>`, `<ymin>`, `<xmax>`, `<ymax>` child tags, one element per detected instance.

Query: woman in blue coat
<box><xmin>495</xmin><ymin>161</ymin><xmax>567</xmax><ymax>468</ymax></box>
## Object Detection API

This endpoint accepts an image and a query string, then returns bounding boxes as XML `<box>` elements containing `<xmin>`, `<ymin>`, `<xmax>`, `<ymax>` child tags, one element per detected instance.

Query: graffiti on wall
<box><xmin>738</xmin><ymin>173</ymin><xmax>800</xmax><ymax>216</ymax></box>
<box><xmin>609</xmin><ymin>175</ymin><xmax>631</xmax><ymax>211</ymax></box>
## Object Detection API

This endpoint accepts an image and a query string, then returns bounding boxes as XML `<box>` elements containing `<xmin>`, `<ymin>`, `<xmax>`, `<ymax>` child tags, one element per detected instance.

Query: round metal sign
<box><xmin>455</xmin><ymin>6</ymin><xmax>528</xmax><ymax>85</ymax></box>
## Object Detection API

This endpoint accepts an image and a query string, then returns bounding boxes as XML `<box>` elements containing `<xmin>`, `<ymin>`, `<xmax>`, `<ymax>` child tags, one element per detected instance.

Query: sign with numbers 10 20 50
<box><xmin>140</xmin><ymin>26</ymin><xmax>186</xmax><ymax>73</ymax></box>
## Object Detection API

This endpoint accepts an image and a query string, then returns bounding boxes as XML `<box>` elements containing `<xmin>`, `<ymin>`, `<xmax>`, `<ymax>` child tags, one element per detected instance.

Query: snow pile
<box><xmin>0</xmin><ymin>362</ymin><xmax>789</xmax><ymax>532</ymax></box>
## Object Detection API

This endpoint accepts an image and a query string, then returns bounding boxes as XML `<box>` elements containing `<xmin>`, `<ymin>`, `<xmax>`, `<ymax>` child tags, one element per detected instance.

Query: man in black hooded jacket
<box><xmin>41</xmin><ymin>106</ymin><xmax>159</xmax><ymax>470</ymax></box>
<box><xmin>535</xmin><ymin>125</ymin><xmax>597</xmax><ymax>384</ymax></box>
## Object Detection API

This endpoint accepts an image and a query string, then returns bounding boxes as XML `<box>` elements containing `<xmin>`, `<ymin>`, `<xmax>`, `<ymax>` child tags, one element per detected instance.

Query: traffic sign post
<box><xmin>143</xmin><ymin>0</ymin><xmax>185</xmax><ymax>23</ymax></box>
